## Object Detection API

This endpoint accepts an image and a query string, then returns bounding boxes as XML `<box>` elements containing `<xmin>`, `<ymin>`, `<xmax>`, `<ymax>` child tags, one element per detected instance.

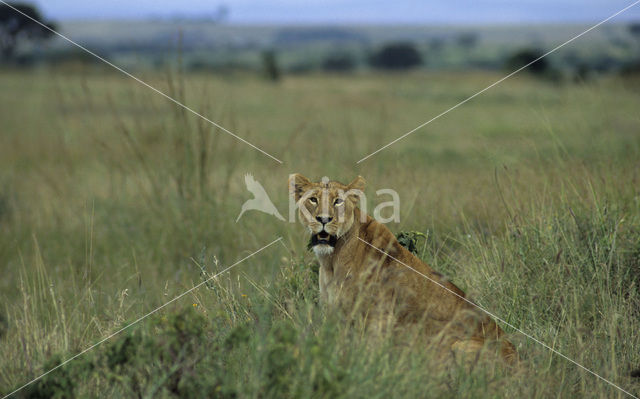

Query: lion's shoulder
<box><xmin>353</xmin><ymin>216</ymin><xmax>416</xmax><ymax>264</ymax></box>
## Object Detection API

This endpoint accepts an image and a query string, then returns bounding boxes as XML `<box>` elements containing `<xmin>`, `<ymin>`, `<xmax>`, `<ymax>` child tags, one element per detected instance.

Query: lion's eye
<box><xmin>308</xmin><ymin>197</ymin><xmax>318</xmax><ymax>205</ymax></box>
<box><xmin>334</xmin><ymin>198</ymin><xmax>344</xmax><ymax>207</ymax></box>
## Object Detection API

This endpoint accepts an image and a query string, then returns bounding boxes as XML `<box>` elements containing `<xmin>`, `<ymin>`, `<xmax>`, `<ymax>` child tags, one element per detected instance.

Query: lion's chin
<box><xmin>312</xmin><ymin>244</ymin><xmax>334</xmax><ymax>257</ymax></box>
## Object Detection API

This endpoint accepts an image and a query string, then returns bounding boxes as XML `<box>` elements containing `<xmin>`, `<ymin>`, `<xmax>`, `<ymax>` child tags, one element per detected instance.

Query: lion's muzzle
<box><xmin>310</xmin><ymin>231</ymin><xmax>338</xmax><ymax>247</ymax></box>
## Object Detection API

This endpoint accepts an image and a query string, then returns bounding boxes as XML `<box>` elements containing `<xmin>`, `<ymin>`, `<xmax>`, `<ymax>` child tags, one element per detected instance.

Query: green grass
<box><xmin>0</xmin><ymin>67</ymin><xmax>639</xmax><ymax>398</ymax></box>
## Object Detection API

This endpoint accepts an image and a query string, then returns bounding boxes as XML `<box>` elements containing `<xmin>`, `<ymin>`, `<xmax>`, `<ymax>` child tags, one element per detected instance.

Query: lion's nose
<box><xmin>316</xmin><ymin>216</ymin><xmax>333</xmax><ymax>224</ymax></box>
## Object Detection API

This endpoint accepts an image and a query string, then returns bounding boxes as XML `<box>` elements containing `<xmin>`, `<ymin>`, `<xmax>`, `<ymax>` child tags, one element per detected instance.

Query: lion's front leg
<box><xmin>318</xmin><ymin>264</ymin><xmax>334</xmax><ymax>305</ymax></box>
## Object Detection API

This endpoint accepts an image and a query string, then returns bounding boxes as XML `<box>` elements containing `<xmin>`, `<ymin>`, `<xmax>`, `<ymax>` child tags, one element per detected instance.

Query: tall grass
<box><xmin>0</xmin><ymin>69</ymin><xmax>639</xmax><ymax>397</ymax></box>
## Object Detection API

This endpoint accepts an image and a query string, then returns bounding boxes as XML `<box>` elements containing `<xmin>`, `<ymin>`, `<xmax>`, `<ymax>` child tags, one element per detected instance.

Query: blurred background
<box><xmin>2</xmin><ymin>2</ymin><xmax>640</xmax><ymax>397</ymax></box>
<box><xmin>4</xmin><ymin>1</ymin><xmax>640</xmax><ymax>77</ymax></box>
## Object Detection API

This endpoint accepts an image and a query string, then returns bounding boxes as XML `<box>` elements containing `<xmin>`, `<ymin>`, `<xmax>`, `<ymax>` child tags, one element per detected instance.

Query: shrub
<box><xmin>619</xmin><ymin>60</ymin><xmax>640</xmax><ymax>77</ymax></box>
<box><xmin>369</xmin><ymin>42</ymin><xmax>422</xmax><ymax>70</ymax></box>
<box><xmin>396</xmin><ymin>231</ymin><xmax>428</xmax><ymax>256</ymax></box>
<box><xmin>628</xmin><ymin>22</ymin><xmax>640</xmax><ymax>38</ymax></box>
<box><xmin>505</xmin><ymin>48</ymin><xmax>550</xmax><ymax>75</ymax></box>
<box><xmin>22</xmin><ymin>308</ymin><xmax>232</xmax><ymax>398</ymax></box>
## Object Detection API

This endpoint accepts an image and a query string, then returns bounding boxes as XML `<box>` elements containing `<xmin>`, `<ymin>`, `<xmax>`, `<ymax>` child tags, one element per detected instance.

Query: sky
<box><xmin>32</xmin><ymin>0</ymin><xmax>640</xmax><ymax>24</ymax></box>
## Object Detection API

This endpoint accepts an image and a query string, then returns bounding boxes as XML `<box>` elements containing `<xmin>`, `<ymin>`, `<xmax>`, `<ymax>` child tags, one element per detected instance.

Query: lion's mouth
<box><xmin>309</xmin><ymin>231</ymin><xmax>338</xmax><ymax>248</ymax></box>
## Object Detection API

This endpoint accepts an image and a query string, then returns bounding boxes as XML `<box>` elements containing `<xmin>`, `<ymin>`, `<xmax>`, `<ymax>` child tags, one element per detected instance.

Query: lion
<box><xmin>289</xmin><ymin>173</ymin><xmax>518</xmax><ymax>365</ymax></box>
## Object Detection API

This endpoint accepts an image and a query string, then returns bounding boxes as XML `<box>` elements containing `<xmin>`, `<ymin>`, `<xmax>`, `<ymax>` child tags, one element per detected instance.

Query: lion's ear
<box><xmin>289</xmin><ymin>173</ymin><xmax>312</xmax><ymax>202</ymax></box>
<box><xmin>345</xmin><ymin>176</ymin><xmax>365</xmax><ymax>204</ymax></box>
<box><xmin>347</xmin><ymin>175</ymin><xmax>365</xmax><ymax>192</ymax></box>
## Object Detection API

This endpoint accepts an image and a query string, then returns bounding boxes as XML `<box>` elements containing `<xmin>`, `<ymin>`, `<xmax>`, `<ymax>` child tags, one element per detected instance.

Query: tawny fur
<box><xmin>289</xmin><ymin>173</ymin><xmax>518</xmax><ymax>365</ymax></box>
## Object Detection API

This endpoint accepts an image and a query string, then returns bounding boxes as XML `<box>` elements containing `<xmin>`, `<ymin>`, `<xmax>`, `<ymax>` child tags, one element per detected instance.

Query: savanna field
<box><xmin>1</xmin><ymin>67</ymin><xmax>640</xmax><ymax>397</ymax></box>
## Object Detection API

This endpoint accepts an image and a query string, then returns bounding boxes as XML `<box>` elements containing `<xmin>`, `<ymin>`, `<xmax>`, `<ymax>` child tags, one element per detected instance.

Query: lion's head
<box><xmin>289</xmin><ymin>174</ymin><xmax>365</xmax><ymax>256</ymax></box>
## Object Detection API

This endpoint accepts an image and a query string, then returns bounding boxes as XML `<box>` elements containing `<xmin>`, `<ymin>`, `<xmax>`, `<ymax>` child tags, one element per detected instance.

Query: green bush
<box><xmin>505</xmin><ymin>48</ymin><xmax>550</xmax><ymax>75</ymax></box>
<box><xmin>23</xmin><ymin>308</ymin><xmax>232</xmax><ymax>398</ymax></box>
<box><xmin>369</xmin><ymin>42</ymin><xmax>422</xmax><ymax>70</ymax></box>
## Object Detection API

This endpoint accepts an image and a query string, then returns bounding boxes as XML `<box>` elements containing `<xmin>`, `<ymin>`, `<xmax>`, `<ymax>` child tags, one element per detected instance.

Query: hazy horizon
<box><xmin>31</xmin><ymin>1</ymin><xmax>640</xmax><ymax>24</ymax></box>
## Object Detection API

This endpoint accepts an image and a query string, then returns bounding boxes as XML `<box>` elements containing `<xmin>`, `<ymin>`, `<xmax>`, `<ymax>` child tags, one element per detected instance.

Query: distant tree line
<box><xmin>3</xmin><ymin>3</ymin><xmax>640</xmax><ymax>82</ymax></box>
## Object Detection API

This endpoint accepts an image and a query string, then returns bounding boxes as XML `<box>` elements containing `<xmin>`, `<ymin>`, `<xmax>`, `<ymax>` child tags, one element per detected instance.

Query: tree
<box><xmin>505</xmin><ymin>48</ymin><xmax>550</xmax><ymax>75</ymax></box>
<box><xmin>261</xmin><ymin>50</ymin><xmax>280</xmax><ymax>81</ymax></box>
<box><xmin>369</xmin><ymin>42</ymin><xmax>422</xmax><ymax>70</ymax></box>
<box><xmin>628</xmin><ymin>22</ymin><xmax>640</xmax><ymax>38</ymax></box>
<box><xmin>0</xmin><ymin>2</ymin><xmax>56</xmax><ymax>59</ymax></box>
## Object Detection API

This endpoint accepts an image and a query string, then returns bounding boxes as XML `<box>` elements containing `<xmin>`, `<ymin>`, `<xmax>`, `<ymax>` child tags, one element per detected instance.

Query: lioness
<box><xmin>289</xmin><ymin>173</ymin><xmax>518</xmax><ymax>364</ymax></box>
